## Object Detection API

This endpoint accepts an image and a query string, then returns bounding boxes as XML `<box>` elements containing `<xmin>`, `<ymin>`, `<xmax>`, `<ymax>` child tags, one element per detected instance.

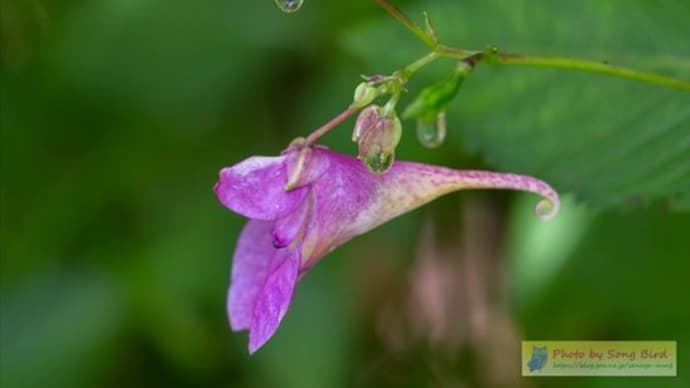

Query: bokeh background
<box><xmin>2</xmin><ymin>0</ymin><xmax>689</xmax><ymax>387</ymax></box>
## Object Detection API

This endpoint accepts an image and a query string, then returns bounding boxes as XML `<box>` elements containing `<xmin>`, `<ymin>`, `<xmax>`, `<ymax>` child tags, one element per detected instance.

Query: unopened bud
<box><xmin>353</xmin><ymin>105</ymin><xmax>402</xmax><ymax>174</ymax></box>
<box><xmin>352</xmin><ymin>82</ymin><xmax>378</xmax><ymax>109</ymax></box>
<box><xmin>352</xmin><ymin>105</ymin><xmax>379</xmax><ymax>142</ymax></box>
<box><xmin>403</xmin><ymin>62</ymin><xmax>470</xmax><ymax>121</ymax></box>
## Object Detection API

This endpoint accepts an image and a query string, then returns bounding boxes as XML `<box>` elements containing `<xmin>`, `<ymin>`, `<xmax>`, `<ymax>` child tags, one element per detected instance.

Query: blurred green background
<box><xmin>1</xmin><ymin>0</ymin><xmax>689</xmax><ymax>387</ymax></box>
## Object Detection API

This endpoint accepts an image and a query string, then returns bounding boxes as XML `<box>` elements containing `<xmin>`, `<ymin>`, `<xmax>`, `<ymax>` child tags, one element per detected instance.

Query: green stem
<box><xmin>435</xmin><ymin>45</ymin><xmax>480</xmax><ymax>60</ymax></box>
<box><xmin>376</xmin><ymin>1</ymin><xmax>690</xmax><ymax>93</ymax></box>
<box><xmin>437</xmin><ymin>50</ymin><xmax>690</xmax><ymax>91</ymax></box>
<box><xmin>492</xmin><ymin>55</ymin><xmax>690</xmax><ymax>92</ymax></box>
<box><xmin>400</xmin><ymin>51</ymin><xmax>440</xmax><ymax>80</ymax></box>
<box><xmin>303</xmin><ymin>51</ymin><xmax>440</xmax><ymax>145</ymax></box>
<box><xmin>375</xmin><ymin>0</ymin><xmax>436</xmax><ymax>48</ymax></box>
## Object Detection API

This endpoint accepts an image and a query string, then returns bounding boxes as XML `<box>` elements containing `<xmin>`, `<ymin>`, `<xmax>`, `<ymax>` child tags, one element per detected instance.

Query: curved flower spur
<box><xmin>214</xmin><ymin>142</ymin><xmax>559</xmax><ymax>353</ymax></box>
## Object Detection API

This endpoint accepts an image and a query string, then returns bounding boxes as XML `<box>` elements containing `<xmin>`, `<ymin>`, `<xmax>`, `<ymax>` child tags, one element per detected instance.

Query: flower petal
<box><xmin>299</xmin><ymin>150</ymin><xmax>381</xmax><ymax>266</ymax></box>
<box><xmin>227</xmin><ymin>220</ymin><xmax>276</xmax><ymax>331</ymax></box>
<box><xmin>227</xmin><ymin>220</ymin><xmax>301</xmax><ymax>353</ymax></box>
<box><xmin>299</xmin><ymin>148</ymin><xmax>559</xmax><ymax>267</ymax></box>
<box><xmin>248</xmin><ymin>249</ymin><xmax>300</xmax><ymax>354</ymax></box>
<box><xmin>215</xmin><ymin>155</ymin><xmax>308</xmax><ymax>220</ymax></box>
<box><xmin>381</xmin><ymin>166</ymin><xmax>560</xmax><ymax>221</ymax></box>
<box><xmin>272</xmin><ymin>193</ymin><xmax>312</xmax><ymax>248</ymax></box>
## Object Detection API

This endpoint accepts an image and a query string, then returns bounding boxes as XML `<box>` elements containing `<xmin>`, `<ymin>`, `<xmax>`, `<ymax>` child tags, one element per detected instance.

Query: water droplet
<box><xmin>363</xmin><ymin>152</ymin><xmax>394</xmax><ymax>174</ymax></box>
<box><xmin>274</xmin><ymin>0</ymin><xmax>303</xmax><ymax>13</ymax></box>
<box><xmin>416</xmin><ymin>112</ymin><xmax>446</xmax><ymax>148</ymax></box>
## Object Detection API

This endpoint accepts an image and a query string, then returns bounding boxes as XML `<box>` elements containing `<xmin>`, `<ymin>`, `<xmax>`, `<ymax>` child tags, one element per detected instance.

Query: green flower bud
<box><xmin>402</xmin><ymin>62</ymin><xmax>471</xmax><ymax>120</ymax></box>
<box><xmin>351</xmin><ymin>82</ymin><xmax>379</xmax><ymax>109</ymax></box>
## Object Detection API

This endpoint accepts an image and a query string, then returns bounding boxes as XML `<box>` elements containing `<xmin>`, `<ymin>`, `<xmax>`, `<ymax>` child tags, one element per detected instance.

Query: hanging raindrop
<box><xmin>416</xmin><ymin>112</ymin><xmax>447</xmax><ymax>148</ymax></box>
<box><xmin>274</xmin><ymin>0</ymin><xmax>303</xmax><ymax>13</ymax></box>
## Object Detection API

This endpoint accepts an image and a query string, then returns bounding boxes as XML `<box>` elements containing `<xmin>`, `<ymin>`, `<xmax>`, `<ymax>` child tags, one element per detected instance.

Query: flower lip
<box><xmin>214</xmin><ymin>144</ymin><xmax>330</xmax><ymax>221</ymax></box>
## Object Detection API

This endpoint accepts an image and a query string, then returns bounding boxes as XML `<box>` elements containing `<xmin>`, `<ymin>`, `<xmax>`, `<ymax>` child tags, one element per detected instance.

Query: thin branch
<box><xmin>377</xmin><ymin>0</ymin><xmax>690</xmax><ymax>93</ymax></box>
<box><xmin>375</xmin><ymin>0</ymin><xmax>436</xmax><ymax>48</ymax></box>
<box><xmin>305</xmin><ymin>108</ymin><xmax>357</xmax><ymax>145</ymax></box>
<box><xmin>492</xmin><ymin>54</ymin><xmax>690</xmax><ymax>92</ymax></box>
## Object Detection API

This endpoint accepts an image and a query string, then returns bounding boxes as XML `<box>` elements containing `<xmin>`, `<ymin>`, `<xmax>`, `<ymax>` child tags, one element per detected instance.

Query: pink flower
<box><xmin>214</xmin><ymin>145</ymin><xmax>558</xmax><ymax>353</ymax></box>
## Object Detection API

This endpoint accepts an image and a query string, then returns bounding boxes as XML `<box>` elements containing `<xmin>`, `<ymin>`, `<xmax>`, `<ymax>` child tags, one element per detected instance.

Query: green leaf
<box><xmin>345</xmin><ymin>0</ymin><xmax>690</xmax><ymax>210</ymax></box>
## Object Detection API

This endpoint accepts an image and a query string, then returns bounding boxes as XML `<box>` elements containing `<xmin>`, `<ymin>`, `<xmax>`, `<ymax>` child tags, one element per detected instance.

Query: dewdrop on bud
<box><xmin>363</xmin><ymin>151</ymin><xmax>394</xmax><ymax>174</ymax></box>
<box><xmin>353</xmin><ymin>105</ymin><xmax>402</xmax><ymax>174</ymax></box>
<box><xmin>416</xmin><ymin>111</ymin><xmax>447</xmax><ymax>148</ymax></box>
<box><xmin>274</xmin><ymin>0</ymin><xmax>303</xmax><ymax>13</ymax></box>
